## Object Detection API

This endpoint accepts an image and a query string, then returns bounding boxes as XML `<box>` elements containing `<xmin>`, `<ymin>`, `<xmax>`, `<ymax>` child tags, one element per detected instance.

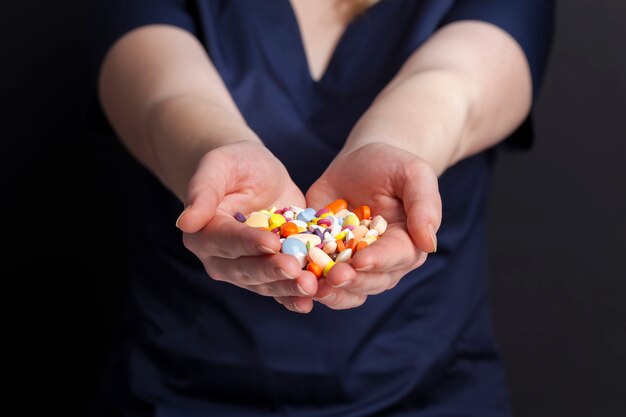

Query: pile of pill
<box><xmin>234</xmin><ymin>199</ymin><xmax>387</xmax><ymax>278</ymax></box>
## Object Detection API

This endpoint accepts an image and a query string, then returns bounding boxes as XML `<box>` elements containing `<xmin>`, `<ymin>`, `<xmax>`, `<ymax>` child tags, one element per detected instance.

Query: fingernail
<box><xmin>296</xmin><ymin>283</ymin><xmax>310</xmax><ymax>296</ymax></box>
<box><xmin>355</xmin><ymin>264</ymin><xmax>374</xmax><ymax>272</ymax></box>
<box><xmin>175</xmin><ymin>205</ymin><xmax>191</xmax><ymax>228</ymax></box>
<box><xmin>331</xmin><ymin>280</ymin><xmax>351</xmax><ymax>289</ymax></box>
<box><xmin>257</xmin><ymin>245</ymin><xmax>277</xmax><ymax>255</ymax></box>
<box><xmin>428</xmin><ymin>224</ymin><xmax>438</xmax><ymax>253</ymax></box>
<box><xmin>314</xmin><ymin>292</ymin><xmax>336</xmax><ymax>302</ymax></box>
<box><xmin>276</xmin><ymin>267</ymin><xmax>296</xmax><ymax>280</ymax></box>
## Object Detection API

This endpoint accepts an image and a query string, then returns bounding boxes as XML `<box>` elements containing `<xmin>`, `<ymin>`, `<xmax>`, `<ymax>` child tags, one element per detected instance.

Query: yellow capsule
<box><xmin>323</xmin><ymin>261</ymin><xmax>336</xmax><ymax>277</ymax></box>
<box><xmin>319</xmin><ymin>212</ymin><xmax>332</xmax><ymax>219</ymax></box>
<box><xmin>335</xmin><ymin>230</ymin><xmax>348</xmax><ymax>241</ymax></box>
<box><xmin>269</xmin><ymin>206</ymin><xmax>277</xmax><ymax>214</ymax></box>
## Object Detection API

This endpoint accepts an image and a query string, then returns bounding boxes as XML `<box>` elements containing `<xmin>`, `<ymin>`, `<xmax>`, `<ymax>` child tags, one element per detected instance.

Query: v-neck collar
<box><xmin>282</xmin><ymin>0</ymin><xmax>390</xmax><ymax>87</ymax></box>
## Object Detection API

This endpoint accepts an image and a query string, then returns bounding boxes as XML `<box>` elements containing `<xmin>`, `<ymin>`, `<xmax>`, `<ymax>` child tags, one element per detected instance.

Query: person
<box><xmin>89</xmin><ymin>0</ymin><xmax>554</xmax><ymax>415</ymax></box>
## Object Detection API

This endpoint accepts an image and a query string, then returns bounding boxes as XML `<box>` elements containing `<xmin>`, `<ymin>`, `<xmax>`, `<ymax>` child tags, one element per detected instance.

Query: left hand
<box><xmin>305</xmin><ymin>142</ymin><xmax>442</xmax><ymax>309</ymax></box>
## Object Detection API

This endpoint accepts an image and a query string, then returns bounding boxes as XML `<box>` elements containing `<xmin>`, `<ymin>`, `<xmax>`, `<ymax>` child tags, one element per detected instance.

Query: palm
<box><xmin>200</xmin><ymin>141</ymin><xmax>306</xmax><ymax>219</ymax></box>
<box><xmin>305</xmin><ymin>143</ymin><xmax>441</xmax><ymax>309</ymax></box>
<box><xmin>307</xmin><ymin>143</ymin><xmax>424</xmax><ymax>226</ymax></box>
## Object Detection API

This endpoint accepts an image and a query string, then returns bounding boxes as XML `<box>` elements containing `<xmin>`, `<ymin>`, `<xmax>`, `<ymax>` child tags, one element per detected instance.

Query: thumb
<box><xmin>176</xmin><ymin>154</ymin><xmax>230</xmax><ymax>233</ymax></box>
<box><xmin>401</xmin><ymin>163</ymin><xmax>442</xmax><ymax>253</ymax></box>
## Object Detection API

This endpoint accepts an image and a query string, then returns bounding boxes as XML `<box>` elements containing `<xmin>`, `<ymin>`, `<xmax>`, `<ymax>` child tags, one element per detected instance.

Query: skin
<box><xmin>99</xmin><ymin>0</ymin><xmax>532</xmax><ymax>313</ymax></box>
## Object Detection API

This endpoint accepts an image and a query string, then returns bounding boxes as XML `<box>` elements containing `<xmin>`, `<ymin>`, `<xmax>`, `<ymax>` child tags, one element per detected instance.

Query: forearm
<box><xmin>98</xmin><ymin>25</ymin><xmax>260</xmax><ymax>202</ymax></box>
<box><xmin>342</xmin><ymin>21</ymin><xmax>533</xmax><ymax>175</ymax></box>
<box><xmin>139</xmin><ymin>96</ymin><xmax>260</xmax><ymax>201</ymax></box>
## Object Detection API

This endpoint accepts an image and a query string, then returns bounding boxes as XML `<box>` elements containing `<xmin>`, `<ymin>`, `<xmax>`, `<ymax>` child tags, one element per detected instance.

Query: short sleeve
<box><xmin>442</xmin><ymin>0</ymin><xmax>555</xmax><ymax>96</ymax></box>
<box><xmin>89</xmin><ymin>0</ymin><xmax>198</xmax><ymax>77</ymax></box>
<box><xmin>87</xmin><ymin>0</ymin><xmax>198</xmax><ymax>134</ymax></box>
<box><xmin>441</xmin><ymin>0</ymin><xmax>555</xmax><ymax>150</ymax></box>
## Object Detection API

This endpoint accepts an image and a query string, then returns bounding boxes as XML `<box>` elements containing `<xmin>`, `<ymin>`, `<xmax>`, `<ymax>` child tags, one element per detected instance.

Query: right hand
<box><xmin>177</xmin><ymin>141</ymin><xmax>318</xmax><ymax>313</ymax></box>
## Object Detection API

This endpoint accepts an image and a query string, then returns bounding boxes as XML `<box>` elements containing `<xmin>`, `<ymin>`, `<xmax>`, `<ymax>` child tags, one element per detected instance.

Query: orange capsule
<box><xmin>336</xmin><ymin>239</ymin><xmax>346</xmax><ymax>253</ymax></box>
<box><xmin>280</xmin><ymin>222</ymin><xmax>299</xmax><ymax>237</ymax></box>
<box><xmin>353</xmin><ymin>205</ymin><xmax>371</xmax><ymax>221</ymax></box>
<box><xmin>346</xmin><ymin>238</ymin><xmax>357</xmax><ymax>252</ymax></box>
<box><xmin>326</xmin><ymin>199</ymin><xmax>348</xmax><ymax>215</ymax></box>
<box><xmin>306</xmin><ymin>262</ymin><xmax>323</xmax><ymax>279</ymax></box>
<box><xmin>355</xmin><ymin>240</ymin><xmax>368</xmax><ymax>253</ymax></box>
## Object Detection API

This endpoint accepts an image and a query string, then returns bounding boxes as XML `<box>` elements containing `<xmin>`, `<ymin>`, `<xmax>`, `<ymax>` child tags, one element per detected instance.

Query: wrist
<box><xmin>145</xmin><ymin>96</ymin><xmax>262</xmax><ymax>201</ymax></box>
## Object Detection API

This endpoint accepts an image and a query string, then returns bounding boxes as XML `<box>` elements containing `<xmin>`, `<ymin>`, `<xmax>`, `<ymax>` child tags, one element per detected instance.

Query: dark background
<box><xmin>3</xmin><ymin>1</ymin><xmax>625</xmax><ymax>416</ymax></box>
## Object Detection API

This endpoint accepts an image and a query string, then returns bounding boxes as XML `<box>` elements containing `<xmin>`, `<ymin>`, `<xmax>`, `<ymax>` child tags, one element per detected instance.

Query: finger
<box><xmin>274</xmin><ymin>296</ymin><xmax>314</xmax><ymax>314</ymax></box>
<box><xmin>346</xmin><ymin>225</ymin><xmax>424</xmax><ymax>274</ymax></box>
<box><xmin>176</xmin><ymin>151</ymin><xmax>232</xmax><ymax>233</ymax></box>
<box><xmin>313</xmin><ymin>279</ymin><xmax>367</xmax><ymax>310</ymax></box>
<box><xmin>206</xmin><ymin>253</ymin><xmax>303</xmax><ymax>285</ymax></box>
<box><xmin>400</xmin><ymin>161</ymin><xmax>442</xmax><ymax>253</ymax></box>
<box><xmin>185</xmin><ymin>214</ymin><xmax>281</xmax><ymax>258</ymax></box>
<box><xmin>245</xmin><ymin>271</ymin><xmax>318</xmax><ymax>297</ymax></box>
<box><xmin>330</xmin><ymin>268</ymin><xmax>410</xmax><ymax>295</ymax></box>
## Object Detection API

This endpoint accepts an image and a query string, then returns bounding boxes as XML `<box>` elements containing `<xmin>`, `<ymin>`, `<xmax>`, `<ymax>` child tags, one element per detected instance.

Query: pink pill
<box><xmin>315</xmin><ymin>208</ymin><xmax>330</xmax><ymax>217</ymax></box>
<box><xmin>317</xmin><ymin>218</ymin><xmax>332</xmax><ymax>227</ymax></box>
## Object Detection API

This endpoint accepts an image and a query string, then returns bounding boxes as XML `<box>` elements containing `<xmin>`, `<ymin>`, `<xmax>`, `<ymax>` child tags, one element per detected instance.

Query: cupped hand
<box><xmin>305</xmin><ymin>142</ymin><xmax>442</xmax><ymax>310</ymax></box>
<box><xmin>177</xmin><ymin>141</ymin><xmax>317</xmax><ymax>313</ymax></box>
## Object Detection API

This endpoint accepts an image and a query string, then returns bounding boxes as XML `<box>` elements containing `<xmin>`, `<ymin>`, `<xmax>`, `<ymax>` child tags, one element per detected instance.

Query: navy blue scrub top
<box><xmin>89</xmin><ymin>1</ymin><xmax>554</xmax><ymax>416</ymax></box>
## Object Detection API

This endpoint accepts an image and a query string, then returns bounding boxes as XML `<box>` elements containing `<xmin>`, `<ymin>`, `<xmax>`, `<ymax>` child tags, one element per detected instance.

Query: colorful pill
<box><xmin>355</xmin><ymin>240</ymin><xmax>369</xmax><ymax>253</ymax></box>
<box><xmin>317</xmin><ymin>218</ymin><xmax>332</xmax><ymax>228</ymax></box>
<box><xmin>270</xmin><ymin>213</ymin><xmax>286</xmax><ymax>227</ymax></box>
<box><xmin>326</xmin><ymin>199</ymin><xmax>348</xmax><ymax>214</ymax></box>
<box><xmin>353</xmin><ymin>205</ymin><xmax>371</xmax><ymax>221</ymax></box>
<box><xmin>371</xmin><ymin>215</ymin><xmax>388</xmax><ymax>235</ymax></box>
<box><xmin>307</xmin><ymin>247</ymin><xmax>333</xmax><ymax>270</ymax></box>
<box><xmin>323</xmin><ymin>240</ymin><xmax>337</xmax><ymax>254</ymax></box>
<box><xmin>287</xmin><ymin>234</ymin><xmax>322</xmax><ymax>247</ymax></box>
<box><xmin>335</xmin><ymin>248</ymin><xmax>352</xmax><ymax>263</ymax></box>
<box><xmin>280</xmin><ymin>222</ymin><xmax>299</xmax><ymax>237</ymax></box>
<box><xmin>245</xmin><ymin>212</ymin><xmax>269</xmax><ymax>228</ymax></box>
<box><xmin>343</xmin><ymin>214</ymin><xmax>360</xmax><ymax>227</ymax></box>
<box><xmin>352</xmin><ymin>225</ymin><xmax>369</xmax><ymax>240</ymax></box>
<box><xmin>296</xmin><ymin>208</ymin><xmax>317</xmax><ymax>222</ymax></box>
<box><xmin>315</xmin><ymin>207</ymin><xmax>330</xmax><ymax>217</ymax></box>
<box><xmin>234</xmin><ymin>212</ymin><xmax>247</xmax><ymax>223</ymax></box>
<box><xmin>281</xmin><ymin>238</ymin><xmax>308</xmax><ymax>256</ymax></box>
<box><xmin>291</xmin><ymin>219</ymin><xmax>308</xmax><ymax>232</ymax></box>
<box><xmin>306</xmin><ymin>262</ymin><xmax>323</xmax><ymax>279</ymax></box>
<box><xmin>362</xmin><ymin>236</ymin><xmax>377</xmax><ymax>245</ymax></box>
<box><xmin>334</xmin><ymin>209</ymin><xmax>351</xmax><ymax>219</ymax></box>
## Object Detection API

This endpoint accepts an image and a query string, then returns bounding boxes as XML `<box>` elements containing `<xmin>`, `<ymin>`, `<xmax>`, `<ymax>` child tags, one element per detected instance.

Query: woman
<box><xmin>90</xmin><ymin>0</ymin><xmax>554</xmax><ymax>415</ymax></box>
